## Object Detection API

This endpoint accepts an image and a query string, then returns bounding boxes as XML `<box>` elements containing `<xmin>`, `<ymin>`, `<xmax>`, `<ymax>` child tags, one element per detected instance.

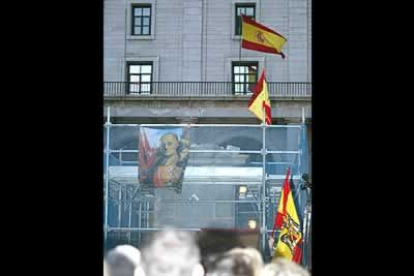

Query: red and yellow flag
<box><xmin>248</xmin><ymin>70</ymin><xmax>272</xmax><ymax>125</ymax></box>
<box><xmin>272</xmin><ymin>168</ymin><xmax>303</xmax><ymax>263</ymax></box>
<box><xmin>241</xmin><ymin>15</ymin><xmax>287</xmax><ymax>58</ymax></box>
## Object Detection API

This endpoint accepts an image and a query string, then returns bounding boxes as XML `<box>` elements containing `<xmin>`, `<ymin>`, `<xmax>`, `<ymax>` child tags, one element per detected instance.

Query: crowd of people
<box><xmin>104</xmin><ymin>227</ymin><xmax>310</xmax><ymax>276</ymax></box>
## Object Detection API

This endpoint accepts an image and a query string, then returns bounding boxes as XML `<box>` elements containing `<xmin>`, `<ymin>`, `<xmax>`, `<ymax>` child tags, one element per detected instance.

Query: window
<box><xmin>235</xmin><ymin>3</ymin><xmax>255</xmax><ymax>36</ymax></box>
<box><xmin>127</xmin><ymin>1</ymin><xmax>155</xmax><ymax>39</ymax></box>
<box><xmin>132</xmin><ymin>5</ymin><xmax>151</xmax><ymax>35</ymax></box>
<box><xmin>232</xmin><ymin>61</ymin><xmax>258</xmax><ymax>94</ymax></box>
<box><xmin>127</xmin><ymin>62</ymin><xmax>153</xmax><ymax>94</ymax></box>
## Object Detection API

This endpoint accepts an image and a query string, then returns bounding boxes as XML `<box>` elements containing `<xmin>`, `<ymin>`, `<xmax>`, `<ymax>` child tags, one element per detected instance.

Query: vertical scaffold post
<box><xmin>104</xmin><ymin>107</ymin><xmax>111</xmax><ymax>243</ymax></box>
<box><xmin>261</xmin><ymin>107</ymin><xmax>267</xmax><ymax>251</ymax></box>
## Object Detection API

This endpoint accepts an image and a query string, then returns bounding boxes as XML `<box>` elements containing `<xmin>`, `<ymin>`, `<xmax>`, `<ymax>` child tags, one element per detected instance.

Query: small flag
<box><xmin>272</xmin><ymin>168</ymin><xmax>303</xmax><ymax>263</ymax></box>
<box><xmin>248</xmin><ymin>69</ymin><xmax>272</xmax><ymax>124</ymax></box>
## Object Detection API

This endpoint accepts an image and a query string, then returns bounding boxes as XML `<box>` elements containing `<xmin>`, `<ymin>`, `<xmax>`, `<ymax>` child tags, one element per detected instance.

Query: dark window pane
<box><xmin>134</xmin><ymin>8</ymin><xmax>142</xmax><ymax>16</ymax></box>
<box><xmin>248</xmin><ymin>83</ymin><xmax>256</xmax><ymax>93</ymax></box>
<box><xmin>235</xmin><ymin>4</ymin><xmax>255</xmax><ymax>35</ymax></box>
<box><xmin>143</xmin><ymin>8</ymin><xmax>150</xmax><ymax>16</ymax></box>
<box><xmin>249</xmin><ymin>65</ymin><xmax>257</xmax><ymax>71</ymax></box>
<box><xmin>248</xmin><ymin>75</ymin><xmax>257</xmax><ymax>84</ymax></box>
<box><xmin>134</xmin><ymin>27</ymin><xmax>141</xmax><ymax>34</ymax></box>
<box><xmin>246</xmin><ymin>8</ymin><xmax>254</xmax><ymax>16</ymax></box>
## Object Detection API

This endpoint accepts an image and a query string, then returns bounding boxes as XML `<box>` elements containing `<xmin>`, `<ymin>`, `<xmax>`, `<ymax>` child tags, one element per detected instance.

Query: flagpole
<box><xmin>261</xmin><ymin>105</ymin><xmax>267</xmax><ymax>253</ymax></box>
<box><xmin>301</xmin><ymin>179</ymin><xmax>312</xmax><ymax>270</ymax></box>
<box><xmin>239</xmin><ymin>14</ymin><xmax>242</xmax><ymax>64</ymax></box>
<box><xmin>104</xmin><ymin>106</ymin><xmax>111</xmax><ymax>244</ymax></box>
<box><xmin>299</xmin><ymin>114</ymin><xmax>305</xmax><ymax>266</ymax></box>
<box><xmin>302</xmin><ymin>107</ymin><xmax>305</xmax><ymax>124</ymax></box>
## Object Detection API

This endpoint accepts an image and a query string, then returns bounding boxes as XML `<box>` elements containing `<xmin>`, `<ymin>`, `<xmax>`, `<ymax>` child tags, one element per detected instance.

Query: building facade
<box><xmin>103</xmin><ymin>0</ymin><xmax>312</xmax><ymax>265</ymax></box>
<box><xmin>104</xmin><ymin>0</ymin><xmax>311</xmax><ymax>125</ymax></box>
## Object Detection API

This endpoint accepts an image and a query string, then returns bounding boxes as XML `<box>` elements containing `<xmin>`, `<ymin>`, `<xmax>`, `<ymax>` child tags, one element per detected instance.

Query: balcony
<box><xmin>104</xmin><ymin>82</ymin><xmax>311</xmax><ymax>98</ymax></box>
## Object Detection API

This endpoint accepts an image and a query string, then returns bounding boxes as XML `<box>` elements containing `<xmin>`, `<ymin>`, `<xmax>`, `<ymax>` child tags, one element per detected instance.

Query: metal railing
<box><xmin>104</xmin><ymin>82</ymin><xmax>311</xmax><ymax>97</ymax></box>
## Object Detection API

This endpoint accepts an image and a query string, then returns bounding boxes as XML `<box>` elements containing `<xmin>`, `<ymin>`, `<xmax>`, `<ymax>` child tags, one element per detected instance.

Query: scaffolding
<box><xmin>103</xmin><ymin>110</ymin><xmax>311</xmax><ymax>265</ymax></box>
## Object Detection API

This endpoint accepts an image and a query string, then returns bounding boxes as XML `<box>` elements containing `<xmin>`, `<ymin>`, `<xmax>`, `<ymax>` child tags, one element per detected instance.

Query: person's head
<box><xmin>261</xmin><ymin>258</ymin><xmax>310</xmax><ymax>276</ymax></box>
<box><xmin>141</xmin><ymin>227</ymin><xmax>201</xmax><ymax>276</ymax></box>
<box><xmin>232</xmin><ymin>248</ymin><xmax>263</xmax><ymax>276</ymax></box>
<box><xmin>160</xmin><ymin>133</ymin><xmax>179</xmax><ymax>156</ymax></box>
<box><xmin>205</xmin><ymin>247</ymin><xmax>263</xmax><ymax>276</ymax></box>
<box><xmin>106</xmin><ymin>245</ymin><xmax>142</xmax><ymax>276</ymax></box>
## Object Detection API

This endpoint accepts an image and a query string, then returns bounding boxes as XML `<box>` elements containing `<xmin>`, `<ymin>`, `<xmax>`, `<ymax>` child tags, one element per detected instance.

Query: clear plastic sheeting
<box><xmin>265</xmin><ymin>153</ymin><xmax>298</xmax><ymax>175</ymax></box>
<box><xmin>189</xmin><ymin>126</ymin><xmax>263</xmax><ymax>150</ymax></box>
<box><xmin>109</xmin><ymin>126</ymin><xmax>139</xmax><ymax>150</ymax></box>
<box><xmin>266</xmin><ymin>126</ymin><xmax>300</xmax><ymax>151</ymax></box>
<box><xmin>103</xmin><ymin>123</ymin><xmax>310</xmax><ymax>259</ymax></box>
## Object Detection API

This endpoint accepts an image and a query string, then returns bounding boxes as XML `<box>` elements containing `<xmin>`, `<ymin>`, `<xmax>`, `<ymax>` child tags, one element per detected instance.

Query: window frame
<box><xmin>126</xmin><ymin>62</ymin><xmax>153</xmax><ymax>94</ymax></box>
<box><xmin>126</xmin><ymin>1</ymin><xmax>156</xmax><ymax>40</ymax></box>
<box><xmin>235</xmin><ymin>3</ymin><xmax>256</xmax><ymax>36</ymax></box>
<box><xmin>231</xmin><ymin>0</ymin><xmax>260</xmax><ymax>40</ymax></box>
<box><xmin>131</xmin><ymin>4</ymin><xmax>152</xmax><ymax>36</ymax></box>
<box><xmin>232</xmin><ymin>61</ymin><xmax>259</xmax><ymax>95</ymax></box>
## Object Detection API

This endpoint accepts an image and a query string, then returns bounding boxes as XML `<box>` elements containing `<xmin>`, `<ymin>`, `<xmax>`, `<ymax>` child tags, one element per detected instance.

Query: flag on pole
<box><xmin>272</xmin><ymin>167</ymin><xmax>303</xmax><ymax>263</ymax></box>
<box><xmin>248</xmin><ymin>69</ymin><xmax>272</xmax><ymax>124</ymax></box>
<box><xmin>241</xmin><ymin>14</ymin><xmax>287</xmax><ymax>58</ymax></box>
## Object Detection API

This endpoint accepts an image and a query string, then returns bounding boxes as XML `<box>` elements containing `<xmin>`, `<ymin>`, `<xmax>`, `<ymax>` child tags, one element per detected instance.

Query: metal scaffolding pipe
<box><xmin>261</xmin><ymin>121</ymin><xmax>267</xmax><ymax>252</ymax></box>
<box><xmin>108</xmin><ymin>227</ymin><xmax>201</xmax><ymax>232</ymax></box>
<box><xmin>107</xmin><ymin>150</ymin><xmax>297</xmax><ymax>154</ymax></box>
<box><xmin>110</xmin><ymin>123</ymin><xmax>301</xmax><ymax>128</ymax></box>
<box><xmin>104</xmin><ymin>107</ymin><xmax>111</xmax><ymax>242</ymax></box>
<box><xmin>118</xmin><ymin>186</ymin><xmax>122</xmax><ymax>228</ymax></box>
<box><xmin>104</xmin><ymin>180</ymin><xmax>264</xmax><ymax>185</ymax></box>
<box><xmin>128</xmin><ymin>198</ymin><xmax>132</xmax><ymax>243</ymax></box>
<box><xmin>120</xmin><ymin>199</ymin><xmax>262</xmax><ymax>204</ymax></box>
<box><xmin>266</xmin><ymin>151</ymin><xmax>300</xmax><ymax>154</ymax></box>
<box><xmin>106</xmin><ymin>149</ymin><xmax>263</xmax><ymax>154</ymax></box>
<box><xmin>138</xmin><ymin>203</ymin><xmax>142</xmax><ymax>242</ymax></box>
<box><xmin>146</xmin><ymin>202</ymin><xmax>150</xmax><ymax>228</ymax></box>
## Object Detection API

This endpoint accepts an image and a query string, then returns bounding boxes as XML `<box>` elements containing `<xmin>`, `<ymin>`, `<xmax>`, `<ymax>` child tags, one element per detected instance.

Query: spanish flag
<box><xmin>248</xmin><ymin>70</ymin><xmax>272</xmax><ymax>124</ymax></box>
<box><xmin>241</xmin><ymin>15</ymin><xmax>287</xmax><ymax>58</ymax></box>
<box><xmin>272</xmin><ymin>168</ymin><xmax>303</xmax><ymax>263</ymax></box>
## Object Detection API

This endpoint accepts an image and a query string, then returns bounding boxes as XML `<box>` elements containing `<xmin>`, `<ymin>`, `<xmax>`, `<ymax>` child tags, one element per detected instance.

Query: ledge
<box><xmin>104</xmin><ymin>95</ymin><xmax>311</xmax><ymax>102</ymax></box>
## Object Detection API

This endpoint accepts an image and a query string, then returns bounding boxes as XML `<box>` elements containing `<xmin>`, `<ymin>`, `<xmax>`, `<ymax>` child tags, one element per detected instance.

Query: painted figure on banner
<box><xmin>139</xmin><ymin>127</ymin><xmax>190</xmax><ymax>193</ymax></box>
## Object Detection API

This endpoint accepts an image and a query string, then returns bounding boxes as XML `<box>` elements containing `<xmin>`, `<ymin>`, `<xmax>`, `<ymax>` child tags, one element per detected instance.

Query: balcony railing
<box><xmin>104</xmin><ymin>82</ymin><xmax>312</xmax><ymax>97</ymax></box>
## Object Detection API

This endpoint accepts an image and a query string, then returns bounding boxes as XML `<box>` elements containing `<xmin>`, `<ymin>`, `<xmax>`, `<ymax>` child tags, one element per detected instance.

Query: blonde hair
<box><xmin>205</xmin><ymin>247</ymin><xmax>264</xmax><ymax>276</ymax></box>
<box><xmin>261</xmin><ymin>258</ymin><xmax>310</xmax><ymax>276</ymax></box>
<box><xmin>228</xmin><ymin>247</ymin><xmax>264</xmax><ymax>276</ymax></box>
<box><xmin>106</xmin><ymin>245</ymin><xmax>142</xmax><ymax>276</ymax></box>
<box><xmin>142</xmin><ymin>228</ymin><xmax>200</xmax><ymax>276</ymax></box>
